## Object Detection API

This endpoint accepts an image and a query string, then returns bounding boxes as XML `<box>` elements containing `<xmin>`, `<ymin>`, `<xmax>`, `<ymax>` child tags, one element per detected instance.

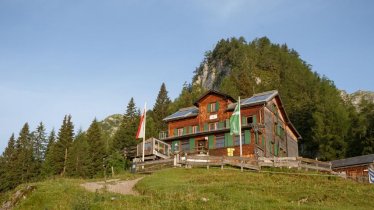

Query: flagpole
<box><xmin>238</xmin><ymin>97</ymin><xmax>242</xmax><ymax>158</ymax></box>
<box><xmin>142</xmin><ymin>102</ymin><xmax>146</xmax><ymax>162</ymax></box>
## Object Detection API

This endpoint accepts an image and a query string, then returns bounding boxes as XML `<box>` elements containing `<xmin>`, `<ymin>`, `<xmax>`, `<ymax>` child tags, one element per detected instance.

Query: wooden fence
<box><xmin>133</xmin><ymin>155</ymin><xmax>332</xmax><ymax>173</ymax></box>
<box><xmin>258</xmin><ymin>157</ymin><xmax>332</xmax><ymax>171</ymax></box>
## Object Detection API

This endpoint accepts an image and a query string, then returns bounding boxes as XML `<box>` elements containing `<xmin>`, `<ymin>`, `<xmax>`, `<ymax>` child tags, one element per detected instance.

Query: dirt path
<box><xmin>81</xmin><ymin>177</ymin><xmax>143</xmax><ymax>195</ymax></box>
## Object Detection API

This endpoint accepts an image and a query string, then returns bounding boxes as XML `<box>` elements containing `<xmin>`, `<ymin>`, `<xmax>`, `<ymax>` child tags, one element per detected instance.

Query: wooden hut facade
<box><xmin>160</xmin><ymin>90</ymin><xmax>301</xmax><ymax>158</ymax></box>
<box><xmin>331</xmin><ymin>154</ymin><xmax>374</xmax><ymax>183</ymax></box>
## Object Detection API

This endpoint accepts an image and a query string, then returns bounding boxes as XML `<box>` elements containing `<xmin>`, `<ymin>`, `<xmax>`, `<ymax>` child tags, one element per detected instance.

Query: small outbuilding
<box><xmin>331</xmin><ymin>154</ymin><xmax>374</xmax><ymax>183</ymax></box>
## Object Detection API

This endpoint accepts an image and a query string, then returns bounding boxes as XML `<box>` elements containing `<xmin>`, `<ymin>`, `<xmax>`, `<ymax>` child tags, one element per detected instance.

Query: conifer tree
<box><xmin>33</xmin><ymin>122</ymin><xmax>47</xmax><ymax>161</ymax></box>
<box><xmin>42</xmin><ymin>129</ymin><xmax>57</xmax><ymax>177</ymax></box>
<box><xmin>153</xmin><ymin>83</ymin><xmax>171</xmax><ymax>134</ymax></box>
<box><xmin>0</xmin><ymin>134</ymin><xmax>16</xmax><ymax>192</ymax></box>
<box><xmin>86</xmin><ymin>119</ymin><xmax>106</xmax><ymax>177</ymax></box>
<box><xmin>112</xmin><ymin>98</ymin><xmax>139</xmax><ymax>167</ymax></box>
<box><xmin>14</xmin><ymin>123</ymin><xmax>37</xmax><ymax>183</ymax></box>
<box><xmin>66</xmin><ymin>130</ymin><xmax>90</xmax><ymax>177</ymax></box>
<box><xmin>53</xmin><ymin>115</ymin><xmax>75</xmax><ymax>176</ymax></box>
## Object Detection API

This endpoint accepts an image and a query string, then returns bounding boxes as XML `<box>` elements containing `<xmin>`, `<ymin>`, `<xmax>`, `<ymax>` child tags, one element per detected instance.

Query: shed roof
<box><xmin>331</xmin><ymin>154</ymin><xmax>374</xmax><ymax>169</ymax></box>
<box><xmin>163</xmin><ymin>106</ymin><xmax>199</xmax><ymax>122</ymax></box>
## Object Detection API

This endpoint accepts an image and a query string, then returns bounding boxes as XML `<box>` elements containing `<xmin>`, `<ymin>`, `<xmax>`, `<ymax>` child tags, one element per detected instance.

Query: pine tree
<box><xmin>14</xmin><ymin>123</ymin><xmax>37</xmax><ymax>183</ymax></box>
<box><xmin>66</xmin><ymin>130</ymin><xmax>90</xmax><ymax>177</ymax></box>
<box><xmin>86</xmin><ymin>119</ymin><xmax>106</xmax><ymax>177</ymax></box>
<box><xmin>33</xmin><ymin>122</ymin><xmax>47</xmax><ymax>161</ymax></box>
<box><xmin>153</xmin><ymin>83</ymin><xmax>171</xmax><ymax>135</ymax></box>
<box><xmin>53</xmin><ymin>115</ymin><xmax>75</xmax><ymax>176</ymax></box>
<box><xmin>112</xmin><ymin>98</ymin><xmax>139</xmax><ymax>167</ymax></box>
<box><xmin>42</xmin><ymin>129</ymin><xmax>57</xmax><ymax>177</ymax></box>
<box><xmin>0</xmin><ymin>134</ymin><xmax>16</xmax><ymax>192</ymax></box>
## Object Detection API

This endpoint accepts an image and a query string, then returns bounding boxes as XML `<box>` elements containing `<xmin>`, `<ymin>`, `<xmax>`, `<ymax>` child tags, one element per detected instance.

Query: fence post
<box><xmin>221</xmin><ymin>156</ymin><xmax>224</xmax><ymax>170</ymax></box>
<box><xmin>241</xmin><ymin>157</ymin><xmax>243</xmax><ymax>172</ymax></box>
<box><xmin>185</xmin><ymin>153</ymin><xmax>188</xmax><ymax>168</ymax></box>
<box><xmin>207</xmin><ymin>155</ymin><xmax>210</xmax><ymax>170</ymax></box>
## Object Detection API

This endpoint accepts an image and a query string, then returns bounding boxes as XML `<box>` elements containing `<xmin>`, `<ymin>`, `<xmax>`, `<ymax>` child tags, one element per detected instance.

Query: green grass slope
<box><xmin>4</xmin><ymin>168</ymin><xmax>374</xmax><ymax>210</ymax></box>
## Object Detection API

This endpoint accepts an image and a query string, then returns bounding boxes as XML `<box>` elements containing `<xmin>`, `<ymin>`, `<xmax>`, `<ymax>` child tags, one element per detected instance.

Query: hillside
<box><xmin>341</xmin><ymin>90</ymin><xmax>374</xmax><ymax>109</ymax></box>
<box><xmin>3</xmin><ymin>168</ymin><xmax>373</xmax><ymax>210</ymax></box>
<box><xmin>98</xmin><ymin>114</ymin><xmax>122</xmax><ymax>137</ymax></box>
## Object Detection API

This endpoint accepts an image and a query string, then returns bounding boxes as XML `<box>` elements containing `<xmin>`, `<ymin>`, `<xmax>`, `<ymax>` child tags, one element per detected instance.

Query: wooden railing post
<box><xmin>207</xmin><ymin>155</ymin><xmax>210</xmax><ymax>170</ymax></box>
<box><xmin>221</xmin><ymin>156</ymin><xmax>224</xmax><ymax>170</ymax></box>
<box><xmin>240</xmin><ymin>157</ymin><xmax>243</xmax><ymax>172</ymax></box>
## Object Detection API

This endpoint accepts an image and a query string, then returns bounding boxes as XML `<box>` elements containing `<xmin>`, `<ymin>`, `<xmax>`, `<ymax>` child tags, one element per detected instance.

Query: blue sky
<box><xmin>1</xmin><ymin>0</ymin><xmax>373</xmax><ymax>153</ymax></box>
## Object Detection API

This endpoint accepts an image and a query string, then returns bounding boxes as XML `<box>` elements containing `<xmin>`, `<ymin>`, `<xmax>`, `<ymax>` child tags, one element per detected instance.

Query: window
<box><xmin>192</xmin><ymin>125</ymin><xmax>198</xmax><ymax>134</ymax></box>
<box><xmin>215</xmin><ymin>135</ymin><xmax>225</xmax><ymax>148</ymax></box>
<box><xmin>177</xmin><ymin>128</ymin><xmax>184</xmax><ymax>136</ymax></box>
<box><xmin>247</xmin><ymin>116</ymin><xmax>253</xmax><ymax>124</ymax></box>
<box><xmin>209</xmin><ymin>122</ymin><xmax>218</xmax><ymax>131</ymax></box>
<box><xmin>234</xmin><ymin>133</ymin><xmax>245</xmax><ymax>146</ymax></box>
<box><xmin>207</xmin><ymin>102</ymin><xmax>219</xmax><ymax>113</ymax></box>
<box><xmin>181</xmin><ymin>140</ymin><xmax>190</xmax><ymax>152</ymax></box>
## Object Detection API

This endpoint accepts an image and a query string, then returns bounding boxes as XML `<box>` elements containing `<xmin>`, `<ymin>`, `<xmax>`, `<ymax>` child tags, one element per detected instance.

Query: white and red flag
<box><xmin>136</xmin><ymin>105</ymin><xmax>146</xmax><ymax>139</ymax></box>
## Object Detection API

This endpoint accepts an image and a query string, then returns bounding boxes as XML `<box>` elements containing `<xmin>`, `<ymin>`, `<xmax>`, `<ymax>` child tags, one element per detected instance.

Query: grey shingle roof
<box><xmin>163</xmin><ymin>106</ymin><xmax>199</xmax><ymax>122</ymax></box>
<box><xmin>331</xmin><ymin>154</ymin><xmax>374</xmax><ymax>169</ymax></box>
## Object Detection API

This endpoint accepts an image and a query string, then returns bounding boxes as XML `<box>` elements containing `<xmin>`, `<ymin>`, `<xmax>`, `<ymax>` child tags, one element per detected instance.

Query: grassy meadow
<box><xmin>2</xmin><ymin>168</ymin><xmax>373</xmax><ymax>210</ymax></box>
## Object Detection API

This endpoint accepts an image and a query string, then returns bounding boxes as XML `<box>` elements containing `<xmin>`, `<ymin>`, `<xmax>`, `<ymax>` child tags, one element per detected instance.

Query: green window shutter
<box><xmin>255</xmin><ymin>132</ymin><xmax>259</xmax><ymax>144</ymax></box>
<box><xmin>242</xmin><ymin>116</ymin><xmax>247</xmax><ymax>126</ymax></box>
<box><xmin>276</xmin><ymin>124</ymin><xmax>280</xmax><ymax>136</ymax></box>
<box><xmin>218</xmin><ymin>121</ymin><xmax>224</xmax><ymax>129</ymax></box>
<box><xmin>275</xmin><ymin>143</ymin><xmax>279</xmax><ymax>156</ymax></box>
<box><xmin>262</xmin><ymin>135</ymin><xmax>265</xmax><ymax>146</ymax></box>
<box><xmin>226</xmin><ymin>133</ymin><xmax>233</xmax><ymax>147</ymax></box>
<box><xmin>189</xmin><ymin>138</ymin><xmax>195</xmax><ymax>152</ymax></box>
<box><xmin>171</xmin><ymin>140</ymin><xmax>177</xmax><ymax>152</ymax></box>
<box><xmin>244</xmin><ymin>130</ymin><xmax>250</xmax><ymax>144</ymax></box>
<box><xmin>204</xmin><ymin>123</ymin><xmax>208</xmax><ymax>131</ymax></box>
<box><xmin>208</xmin><ymin>135</ymin><xmax>214</xmax><ymax>149</ymax></box>
<box><xmin>197</xmin><ymin>125</ymin><xmax>200</xmax><ymax>132</ymax></box>
<box><xmin>224</xmin><ymin>133</ymin><xmax>229</xmax><ymax>147</ymax></box>
<box><xmin>188</xmin><ymin>126</ymin><xmax>192</xmax><ymax>134</ymax></box>
<box><xmin>207</xmin><ymin>104</ymin><xmax>211</xmax><ymax>113</ymax></box>
<box><xmin>253</xmin><ymin>115</ymin><xmax>257</xmax><ymax>124</ymax></box>
<box><xmin>216</xmin><ymin>101</ymin><xmax>219</xmax><ymax>111</ymax></box>
<box><xmin>183</xmin><ymin>127</ymin><xmax>187</xmax><ymax>135</ymax></box>
<box><xmin>226</xmin><ymin>119</ymin><xmax>230</xmax><ymax>128</ymax></box>
<box><xmin>173</xmin><ymin>128</ymin><xmax>177</xmax><ymax>137</ymax></box>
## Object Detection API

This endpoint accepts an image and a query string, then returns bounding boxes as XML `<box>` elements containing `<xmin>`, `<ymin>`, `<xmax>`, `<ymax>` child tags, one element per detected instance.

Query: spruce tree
<box><xmin>86</xmin><ymin>119</ymin><xmax>106</xmax><ymax>177</ymax></box>
<box><xmin>42</xmin><ymin>129</ymin><xmax>57</xmax><ymax>177</ymax></box>
<box><xmin>33</xmin><ymin>122</ymin><xmax>47</xmax><ymax>161</ymax></box>
<box><xmin>112</xmin><ymin>98</ymin><xmax>139</xmax><ymax>167</ymax></box>
<box><xmin>153</xmin><ymin>83</ymin><xmax>171</xmax><ymax>135</ymax></box>
<box><xmin>66</xmin><ymin>130</ymin><xmax>90</xmax><ymax>177</ymax></box>
<box><xmin>53</xmin><ymin>115</ymin><xmax>75</xmax><ymax>176</ymax></box>
<box><xmin>14</xmin><ymin>123</ymin><xmax>37</xmax><ymax>183</ymax></box>
<box><xmin>0</xmin><ymin>134</ymin><xmax>16</xmax><ymax>192</ymax></box>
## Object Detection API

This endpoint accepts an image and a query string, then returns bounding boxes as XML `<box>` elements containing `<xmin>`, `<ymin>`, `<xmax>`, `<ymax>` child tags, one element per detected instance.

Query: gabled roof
<box><xmin>193</xmin><ymin>89</ymin><xmax>235</xmax><ymax>107</ymax></box>
<box><xmin>331</xmin><ymin>154</ymin><xmax>374</xmax><ymax>169</ymax></box>
<box><xmin>163</xmin><ymin>106</ymin><xmax>199</xmax><ymax>122</ymax></box>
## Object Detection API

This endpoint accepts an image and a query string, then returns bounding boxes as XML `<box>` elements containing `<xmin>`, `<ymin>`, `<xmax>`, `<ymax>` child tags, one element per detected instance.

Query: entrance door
<box><xmin>196</xmin><ymin>139</ymin><xmax>207</xmax><ymax>154</ymax></box>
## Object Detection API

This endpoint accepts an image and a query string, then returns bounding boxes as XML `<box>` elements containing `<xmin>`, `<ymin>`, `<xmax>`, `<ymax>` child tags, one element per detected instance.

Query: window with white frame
<box><xmin>177</xmin><ymin>128</ymin><xmax>184</xmax><ymax>136</ymax></box>
<box><xmin>209</xmin><ymin>122</ymin><xmax>218</xmax><ymax>131</ymax></box>
<box><xmin>192</xmin><ymin>125</ymin><xmax>198</xmax><ymax>134</ymax></box>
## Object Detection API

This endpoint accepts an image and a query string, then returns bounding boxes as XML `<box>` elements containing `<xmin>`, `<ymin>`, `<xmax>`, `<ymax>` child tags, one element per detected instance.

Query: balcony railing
<box><xmin>159</xmin><ymin>123</ymin><xmax>265</xmax><ymax>140</ymax></box>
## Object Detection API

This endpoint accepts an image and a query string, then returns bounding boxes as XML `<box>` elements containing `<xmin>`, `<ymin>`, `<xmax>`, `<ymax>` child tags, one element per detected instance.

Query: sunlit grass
<box><xmin>4</xmin><ymin>168</ymin><xmax>372</xmax><ymax>210</ymax></box>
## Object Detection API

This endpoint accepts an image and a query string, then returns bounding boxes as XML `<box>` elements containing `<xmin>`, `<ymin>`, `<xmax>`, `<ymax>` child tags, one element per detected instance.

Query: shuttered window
<box><xmin>244</xmin><ymin>130</ymin><xmax>251</xmax><ymax>144</ymax></box>
<box><xmin>189</xmin><ymin>138</ymin><xmax>195</xmax><ymax>151</ymax></box>
<box><xmin>225</xmin><ymin>133</ymin><xmax>233</xmax><ymax>147</ymax></box>
<box><xmin>208</xmin><ymin>135</ymin><xmax>214</xmax><ymax>149</ymax></box>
